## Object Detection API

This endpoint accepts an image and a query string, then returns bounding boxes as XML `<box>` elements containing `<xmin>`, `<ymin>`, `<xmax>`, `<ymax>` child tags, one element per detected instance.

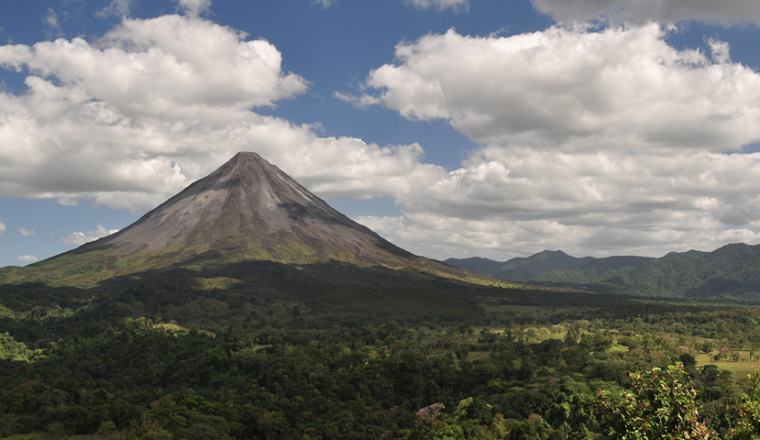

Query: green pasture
<box><xmin>696</xmin><ymin>352</ymin><xmax>760</xmax><ymax>378</ymax></box>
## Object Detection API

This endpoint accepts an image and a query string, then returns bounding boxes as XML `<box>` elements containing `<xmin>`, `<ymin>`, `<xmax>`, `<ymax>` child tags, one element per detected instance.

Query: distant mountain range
<box><xmin>446</xmin><ymin>250</ymin><xmax>651</xmax><ymax>283</ymax></box>
<box><xmin>446</xmin><ymin>245</ymin><xmax>760</xmax><ymax>299</ymax></box>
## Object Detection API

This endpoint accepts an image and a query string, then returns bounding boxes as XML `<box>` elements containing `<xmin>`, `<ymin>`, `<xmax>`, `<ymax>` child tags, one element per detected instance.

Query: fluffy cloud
<box><xmin>409</xmin><ymin>147</ymin><xmax>760</xmax><ymax>226</ymax></box>
<box><xmin>532</xmin><ymin>0</ymin><xmax>760</xmax><ymax>26</ymax></box>
<box><xmin>16</xmin><ymin>255</ymin><xmax>38</xmax><ymax>262</ymax></box>
<box><xmin>19</xmin><ymin>227</ymin><xmax>35</xmax><ymax>236</ymax></box>
<box><xmin>404</xmin><ymin>0</ymin><xmax>469</xmax><ymax>12</ymax></box>
<box><xmin>0</xmin><ymin>222</ymin><xmax>5</xmax><ymax>235</ymax></box>
<box><xmin>356</xmin><ymin>26</ymin><xmax>760</xmax><ymax>153</ymax></box>
<box><xmin>0</xmin><ymin>14</ymin><xmax>435</xmax><ymax>213</ymax></box>
<box><xmin>61</xmin><ymin>225</ymin><xmax>120</xmax><ymax>246</ymax></box>
<box><xmin>4</xmin><ymin>15</ymin><xmax>308</xmax><ymax>113</ymax></box>
<box><xmin>358</xmin><ymin>148</ymin><xmax>760</xmax><ymax>259</ymax></box>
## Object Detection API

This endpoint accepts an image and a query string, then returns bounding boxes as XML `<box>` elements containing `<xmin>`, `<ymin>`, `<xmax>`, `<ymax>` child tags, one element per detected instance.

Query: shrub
<box><xmin>730</xmin><ymin>368</ymin><xmax>760</xmax><ymax>440</ymax></box>
<box><xmin>597</xmin><ymin>363</ymin><xmax>716</xmax><ymax>439</ymax></box>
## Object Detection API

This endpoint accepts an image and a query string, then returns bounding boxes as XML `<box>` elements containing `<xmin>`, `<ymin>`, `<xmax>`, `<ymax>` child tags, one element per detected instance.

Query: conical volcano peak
<box><xmin>226</xmin><ymin>151</ymin><xmax>271</xmax><ymax>168</ymax></box>
<box><xmin>70</xmin><ymin>151</ymin><xmax>414</xmax><ymax>267</ymax></box>
<box><xmin>230</xmin><ymin>150</ymin><xmax>264</xmax><ymax>162</ymax></box>
<box><xmin>214</xmin><ymin>151</ymin><xmax>280</xmax><ymax>182</ymax></box>
<box><xmin>183</xmin><ymin>151</ymin><xmax>310</xmax><ymax>215</ymax></box>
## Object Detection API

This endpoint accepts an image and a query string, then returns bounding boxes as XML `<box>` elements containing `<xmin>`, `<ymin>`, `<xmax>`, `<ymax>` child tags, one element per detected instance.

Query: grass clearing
<box><xmin>608</xmin><ymin>344</ymin><xmax>629</xmax><ymax>353</ymax></box>
<box><xmin>695</xmin><ymin>352</ymin><xmax>760</xmax><ymax>377</ymax></box>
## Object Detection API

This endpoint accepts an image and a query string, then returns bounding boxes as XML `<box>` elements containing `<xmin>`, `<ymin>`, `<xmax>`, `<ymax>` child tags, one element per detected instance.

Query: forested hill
<box><xmin>448</xmin><ymin>243</ymin><xmax>760</xmax><ymax>299</ymax></box>
<box><xmin>445</xmin><ymin>250</ymin><xmax>650</xmax><ymax>284</ymax></box>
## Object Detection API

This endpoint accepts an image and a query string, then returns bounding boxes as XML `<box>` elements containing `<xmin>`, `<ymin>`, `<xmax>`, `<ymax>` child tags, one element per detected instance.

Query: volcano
<box><xmin>26</xmin><ymin>152</ymin><xmax>481</xmax><ymax>287</ymax></box>
<box><xmin>78</xmin><ymin>152</ymin><xmax>414</xmax><ymax>264</ymax></box>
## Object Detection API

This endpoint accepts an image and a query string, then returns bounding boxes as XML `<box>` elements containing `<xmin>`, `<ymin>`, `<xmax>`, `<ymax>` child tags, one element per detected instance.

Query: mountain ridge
<box><xmin>447</xmin><ymin>244</ymin><xmax>760</xmax><ymax>299</ymax></box>
<box><xmin>446</xmin><ymin>250</ymin><xmax>608</xmax><ymax>282</ymax></box>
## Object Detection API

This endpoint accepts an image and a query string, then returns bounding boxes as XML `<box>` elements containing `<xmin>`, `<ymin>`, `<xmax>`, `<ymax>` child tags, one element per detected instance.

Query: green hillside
<box><xmin>446</xmin><ymin>250</ymin><xmax>596</xmax><ymax>282</ymax></box>
<box><xmin>446</xmin><ymin>252</ymin><xmax>653</xmax><ymax>286</ymax></box>
<box><xmin>450</xmin><ymin>244</ymin><xmax>760</xmax><ymax>299</ymax></box>
<box><xmin>535</xmin><ymin>243</ymin><xmax>760</xmax><ymax>299</ymax></box>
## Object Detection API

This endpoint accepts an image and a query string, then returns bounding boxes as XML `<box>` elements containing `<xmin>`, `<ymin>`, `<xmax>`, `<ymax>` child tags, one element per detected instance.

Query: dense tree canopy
<box><xmin>1</xmin><ymin>283</ymin><xmax>760</xmax><ymax>439</ymax></box>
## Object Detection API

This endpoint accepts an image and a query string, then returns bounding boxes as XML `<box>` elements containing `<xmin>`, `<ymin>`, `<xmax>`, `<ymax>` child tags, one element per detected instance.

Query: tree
<box><xmin>597</xmin><ymin>364</ymin><xmax>716</xmax><ymax>439</ymax></box>
<box><xmin>730</xmin><ymin>368</ymin><xmax>760</xmax><ymax>440</ymax></box>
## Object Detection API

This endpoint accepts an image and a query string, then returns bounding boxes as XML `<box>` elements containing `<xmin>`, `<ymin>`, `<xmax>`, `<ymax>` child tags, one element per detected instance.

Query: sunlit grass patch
<box><xmin>695</xmin><ymin>351</ymin><xmax>759</xmax><ymax>377</ymax></box>
<box><xmin>608</xmin><ymin>344</ymin><xmax>629</xmax><ymax>353</ymax></box>
<box><xmin>193</xmin><ymin>276</ymin><xmax>238</xmax><ymax>290</ymax></box>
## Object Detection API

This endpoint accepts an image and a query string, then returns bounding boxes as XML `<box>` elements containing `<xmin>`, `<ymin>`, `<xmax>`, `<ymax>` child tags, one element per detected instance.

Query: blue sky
<box><xmin>2</xmin><ymin>0</ymin><xmax>760</xmax><ymax>267</ymax></box>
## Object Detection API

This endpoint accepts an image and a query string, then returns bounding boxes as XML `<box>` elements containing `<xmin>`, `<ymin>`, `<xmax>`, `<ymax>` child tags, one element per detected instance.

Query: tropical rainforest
<box><xmin>2</xmin><ymin>274</ymin><xmax>760</xmax><ymax>440</ymax></box>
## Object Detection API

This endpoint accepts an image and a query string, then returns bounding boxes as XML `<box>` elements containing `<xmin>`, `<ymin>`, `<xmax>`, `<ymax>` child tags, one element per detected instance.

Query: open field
<box><xmin>696</xmin><ymin>352</ymin><xmax>760</xmax><ymax>378</ymax></box>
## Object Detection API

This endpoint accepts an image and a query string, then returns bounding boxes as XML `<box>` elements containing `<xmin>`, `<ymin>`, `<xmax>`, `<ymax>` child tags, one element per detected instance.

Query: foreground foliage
<box><xmin>731</xmin><ymin>368</ymin><xmax>760</xmax><ymax>440</ymax></box>
<box><xmin>598</xmin><ymin>364</ymin><xmax>715</xmax><ymax>439</ymax></box>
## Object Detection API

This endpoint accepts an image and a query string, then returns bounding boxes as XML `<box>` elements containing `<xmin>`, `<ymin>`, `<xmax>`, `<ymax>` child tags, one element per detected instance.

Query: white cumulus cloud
<box><xmin>0</xmin><ymin>222</ymin><xmax>5</xmax><ymax>235</ymax></box>
<box><xmin>356</xmin><ymin>25</ymin><xmax>760</xmax><ymax>153</ymax></box>
<box><xmin>61</xmin><ymin>225</ymin><xmax>120</xmax><ymax>246</ymax></box>
<box><xmin>532</xmin><ymin>0</ymin><xmax>760</xmax><ymax>26</ymax></box>
<box><xmin>19</xmin><ymin>227</ymin><xmax>35</xmax><ymax>236</ymax></box>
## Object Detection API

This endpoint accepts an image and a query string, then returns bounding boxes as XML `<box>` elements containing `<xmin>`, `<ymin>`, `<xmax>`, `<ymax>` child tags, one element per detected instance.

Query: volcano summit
<box><xmin>19</xmin><ymin>152</ymin><xmax>478</xmax><ymax>287</ymax></box>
